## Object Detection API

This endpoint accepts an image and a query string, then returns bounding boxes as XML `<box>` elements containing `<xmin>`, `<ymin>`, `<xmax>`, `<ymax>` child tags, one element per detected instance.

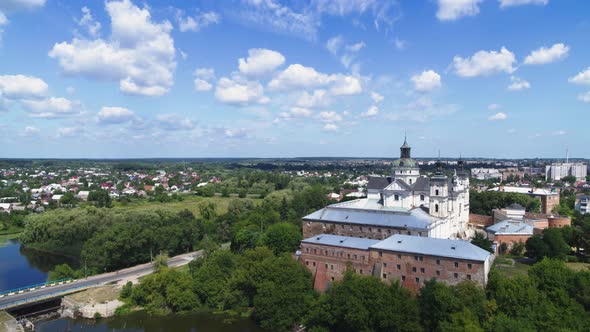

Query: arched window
<box><xmin>435</xmin><ymin>189</ymin><xmax>439</xmax><ymax>196</ymax></box>
<box><xmin>435</xmin><ymin>204</ymin><xmax>439</xmax><ymax>213</ymax></box>
<box><xmin>409</xmin><ymin>179</ymin><xmax>413</xmax><ymax>184</ymax></box>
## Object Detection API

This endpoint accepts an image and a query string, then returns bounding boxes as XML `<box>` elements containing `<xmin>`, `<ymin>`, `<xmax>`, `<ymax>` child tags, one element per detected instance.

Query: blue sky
<box><xmin>0</xmin><ymin>0</ymin><xmax>589</xmax><ymax>158</ymax></box>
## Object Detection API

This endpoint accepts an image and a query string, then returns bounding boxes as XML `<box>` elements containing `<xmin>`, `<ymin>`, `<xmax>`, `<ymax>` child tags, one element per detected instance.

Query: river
<box><xmin>0</xmin><ymin>237</ymin><xmax>267</xmax><ymax>332</ymax></box>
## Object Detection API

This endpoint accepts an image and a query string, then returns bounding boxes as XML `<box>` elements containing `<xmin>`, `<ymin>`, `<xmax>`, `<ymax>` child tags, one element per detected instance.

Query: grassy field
<box><xmin>493</xmin><ymin>257</ymin><xmax>532</xmax><ymax>278</ymax></box>
<box><xmin>111</xmin><ymin>195</ymin><xmax>262</xmax><ymax>218</ymax></box>
<box><xmin>565</xmin><ymin>262</ymin><xmax>590</xmax><ymax>272</ymax></box>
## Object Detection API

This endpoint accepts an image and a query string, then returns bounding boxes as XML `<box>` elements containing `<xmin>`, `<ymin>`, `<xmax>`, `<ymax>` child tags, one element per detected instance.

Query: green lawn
<box><xmin>565</xmin><ymin>262</ymin><xmax>590</xmax><ymax>272</ymax></box>
<box><xmin>111</xmin><ymin>195</ymin><xmax>262</xmax><ymax>218</ymax></box>
<box><xmin>493</xmin><ymin>258</ymin><xmax>532</xmax><ymax>278</ymax></box>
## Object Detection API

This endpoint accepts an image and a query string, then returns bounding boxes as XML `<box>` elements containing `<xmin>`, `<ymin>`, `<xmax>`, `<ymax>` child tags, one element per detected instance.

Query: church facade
<box><xmin>303</xmin><ymin>138</ymin><xmax>471</xmax><ymax>240</ymax></box>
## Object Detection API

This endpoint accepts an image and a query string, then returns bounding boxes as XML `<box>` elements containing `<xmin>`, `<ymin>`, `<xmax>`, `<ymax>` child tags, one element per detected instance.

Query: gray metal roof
<box><xmin>486</xmin><ymin>219</ymin><xmax>534</xmax><ymax>235</ymax></box>
<box><xmin>303</xmin><ymin>199</ymin><xmax>438</xmax><ymax>230</ymax></box>
<box><xmin>368</xmin><ymin>176</ymin><xmax>391</xmax><ymax>190</ymax></box>
<box><xmin>302</xmin><ymin>234</ymin><xmax>379</xmax><ymax>250</ymax></box>
<box><xmin>411</xmin><ymin>176</ymin><xmax>430</xmax><ymax>192</ymax></box>
<box><xmin>370</xmin><ymin>235</ymin><xmax>492</xmax><ymax>262</ymax></box>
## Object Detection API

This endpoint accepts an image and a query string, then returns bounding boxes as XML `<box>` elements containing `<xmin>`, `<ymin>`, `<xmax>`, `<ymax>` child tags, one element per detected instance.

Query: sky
<box><xmin>0</xmin><ymin>0</ymin><xmax>589</xmax><ymax>159</ymax></box>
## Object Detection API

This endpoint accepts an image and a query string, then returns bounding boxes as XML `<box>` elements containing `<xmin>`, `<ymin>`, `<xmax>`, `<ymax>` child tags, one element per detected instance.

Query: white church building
<box><xmin>303</xmin><ymin>138</ymin><xmax>471</xmax><ymax>240</ymax></box>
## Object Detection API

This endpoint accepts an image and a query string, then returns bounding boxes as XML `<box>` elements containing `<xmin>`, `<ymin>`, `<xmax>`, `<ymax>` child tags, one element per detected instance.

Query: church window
<box><xmin>435</xmin><ymin>189</ymin><xmax>439</xmax><ymax>196</ymax></box>
<box><xmin>409</xmin><ymin>179</ymin><xmax>412</xmax><ymax>184</ymax></box>
<box><xmin>394</xmin><ymin>194</ymin><xmax>400</xmax><ymax>201</ymax></box>
<box><xmin>420</xmin><ymin>194</ymin><xmax>425</xmax><ymax>201</ymax></box>
<box><xmin>435</xmin><ymin>204</ymin><xmax>439</xmax><ymax>213</ymax></box>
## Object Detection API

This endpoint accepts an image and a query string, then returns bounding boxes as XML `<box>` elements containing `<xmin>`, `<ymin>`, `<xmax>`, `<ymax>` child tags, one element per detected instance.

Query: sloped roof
<box><xmin>302</xmin><ymin>234</ymin><xmax>379</xmax><ymax>250</ymax></box>
<box><xmin>303</xmin><ymin>199</ymin><xmax>439</xmax><ymax>230</ymax></box>
<box><xmin>371</xmin><ymin>234</ymin><xmax>491</xmax><ymax>262</ymax></box>
<box><xmin>411</xmin><ymin>177</ymin><xmax>430</xmax><ymax>191</ymax></box>
<box><xmin>368</xmin><ymin>176</ymin><xmax>391</xmax><ymax>190</ymax></box>
<box><xmin>486</xmin><ymin>219</ymin><xmax>534</xmax><ymax>235</ymax></box>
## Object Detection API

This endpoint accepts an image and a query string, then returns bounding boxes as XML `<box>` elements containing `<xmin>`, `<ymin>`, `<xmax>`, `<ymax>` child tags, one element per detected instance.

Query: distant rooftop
<box><xmin>489</xmin><ymin>186</ymin><xmax>557</xmax><ymax>196</ymax></box>
<box><xmin>486</xmin><ymin>219</ymin><xmax>534</xmax><ymax>236</ymax></box>
<box><xmin>370</xmin><ymin>234</ymin><xmax>491</xmax><ymax>262</ymax></box>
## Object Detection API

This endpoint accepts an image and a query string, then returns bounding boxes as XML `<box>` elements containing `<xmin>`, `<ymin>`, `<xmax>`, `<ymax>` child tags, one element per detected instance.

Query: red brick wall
<box><xmin>300</xmin><ymin>241</ymin><xmax>489</xmax><ymax>292</ymax></box>
<box><xmin>548</xmin><ymin>216</ymin><xmax>571</xmax><ymax>228</ymax></box>
<box><xmin>493</xmin><ymin>234</ymin><xmax>531</xmax><ymax>253</ymax></box>
<box><xmin>302</xmin><ymin>220</ymin><xmax>426</xmax><ymax>240</ymax></box>
<box><xmin>469</xmin><ymin>214</ymin><xmax>493</xmax><ymax>227</ymax></box>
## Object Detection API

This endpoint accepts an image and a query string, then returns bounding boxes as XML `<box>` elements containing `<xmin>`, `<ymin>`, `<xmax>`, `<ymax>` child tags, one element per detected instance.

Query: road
<box><xmin>0</xmin><ymin>251</ymin><xmax>202</xmax><ymax>310</ymax></box>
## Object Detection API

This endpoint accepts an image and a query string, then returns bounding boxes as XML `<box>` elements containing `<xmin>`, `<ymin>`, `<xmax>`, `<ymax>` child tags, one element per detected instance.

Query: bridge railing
<box><xmin>0</xmin><ymin>278</ymin><xmax>74</xmax><ymax>298</ymax></box>
<box><xmin>0</xmin><ymin>283</ymin><xmax>99</xmax><ymax>311</ymax></box>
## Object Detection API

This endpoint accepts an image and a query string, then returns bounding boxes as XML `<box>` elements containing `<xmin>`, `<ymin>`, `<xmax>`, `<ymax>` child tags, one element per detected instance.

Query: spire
<box><xmin>400</xmin><ymin>135</ymin><xmax>411</xmax><ymax>158</ymax></box>
<box><xmin>435</xmin><ymin>150</ymin><xmax>443</xmax><ymax>173</ymax></box>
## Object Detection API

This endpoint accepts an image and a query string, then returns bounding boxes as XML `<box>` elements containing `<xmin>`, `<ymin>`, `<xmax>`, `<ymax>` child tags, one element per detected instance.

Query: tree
<box><xmin>525</xmin><ymin>235</ymin><xmax>549</xmax><ymax>259</ymax></box>
<box><xmin>419</xmin><ymin>279</ymin><xmax>462</xmax><ymax>331</ymax></box>
<box><xmin>48</xmin><ymin>263</ymin><xmax>78</xmax><ymax>281</ymax></box>
<box><xmin>88</xmin><ymin>189</ymin><xmax>113</xmax><ymax>208</ymax></box>
<box><xmin>471</xmin><ymin>232</ymin><xmax>493</xmax><ymax>253</ymax></box>
<box><xmin>260</xmin><ymin>222</ymin><xmax>302</xmax><ymax>255</ymax></box>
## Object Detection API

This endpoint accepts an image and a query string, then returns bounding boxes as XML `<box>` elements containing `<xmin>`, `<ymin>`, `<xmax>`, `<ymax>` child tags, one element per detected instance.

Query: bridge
<box><xmin>0</xmin><ymin>250</ymin><xmax>201</xmax><ymax>311</ymax></box>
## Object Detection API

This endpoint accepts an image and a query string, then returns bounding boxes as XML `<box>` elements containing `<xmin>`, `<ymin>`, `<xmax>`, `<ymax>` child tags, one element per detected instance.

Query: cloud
<box><xmin>371</xmin><ymin>91</ymin><xmax>384</xmax><ymax>103</ymax></box>
<box><xmin>274</xmin><ymin>107</ymin><xmax>314</xmax><ymax>123</ymax></box>
<box><xmin>57</xmin><ymin>126</ymin><xmax>84</xmax><ymax>138</ymax></box>
<box><xmin>411</xmin><ymin>70</ymin><xmax>442</xmax><ymax>92</ymax></box>
<box><xmin>156</xmin><ymin>113</ymin><xmax>195</xmax><ymax>131</ymax></box>
<box><xmin>488</xmin><ymin>112</ymin><xmax>507</xmax><ymax>120</ymax></box>
<box><xmin>77</xmin><ymin>7</ymin><xmax>101</xmax><ymax>37</ymax></box>
<box><xmin>223</xmin><ymin>128</ymin><xmax>248</xmax><ymax>139</ymax></box>
<box><xmin>499</xmin><ymin>0</ymin><xmax>548</xmax><ymax>8</ymax></box>
<box><xmin>194</xmin><ymin>79</ymin><xmax>212</xmax><ymax>92</ymax></box>
<box><xmin>578</xmin><ymin>91</ymin><xmax>590</xmax><ymax>103</ymax></box>
<box><xmin>296</xmin><ymin>89</ymin><xmax>331</xmax><ymax>108</ymax></box>
<box><xmin>394</xmin><ymin>38</ymin><xmax>406</xmax><ymax>50</ymax></box>
<box><xmin>19</xmin><ymin>126</ymin><xmax>40</xmax><ymax>137</ymax></box>
<box><xmin>569</xmin><ymin>67</ymin><xmax>590</xmax><ymax>85</ymax></box>
<box><xmin>237</xmin><ymin>0</ymin><xmax>399</xmax><ymax>40</ymax></box>
<box><xmin>453</xmin><ymin>47</ymin><xmax>516</xmax><ymax>77</ymax></box>
<box><xmin>436</xmin><ymin>0</ymin><xmax>483</xmax><ymax>21</ymax></box>
<box><xmin>49</xmin><ymin>0</ymin><xmax>176</xmax><ymax>96</ymax></box>
<box><xmin>330</xmin><ymin>75</ymin><xmax>362</xmax><ymax>95</ymax></box>
<box><xmin>98</xmin><ymin>106</ymin><xmax>135</xmax><ymax>124</ymax></box>
<box><xmin>318</xmin><ymin>111</ymin><xmax>343</xmax><ymax>122</ymax></box>
<box><xmin>269</xmin><ymin>64</ymin><xmax>331</xmax><ymax>91</ymax></box>
<box><xmin>21</xmin><ymin>97</ymin><xmax>81</xmax><ymax>118</ymax></box>
<box><xmin>239</xmin><ymin>48</ymin><xmax>285</xmax><ymax>77</ymax></box>
<box><xmin>346</xmin><ymin>41</ymin><xmax>366</xmax><ymax>52</ymax></box>
<box><xmin>177</xmin><ymin>11</ymin><xmax>220</xmax><ymax>32</ymax></box>
<box><xmin>323</xmin><ymin>123</ymin><xmax>338</xmax><ymax>131</ymax></box>
<box><xmin>524</xmin><ymin>43</ymin><xmax>569</xmax><ymax>65</ymax></box>
<box><xmin>326</xmin><ymin>35</ymin><xmax>344</xmax><ymax>55</ymax></box>
<box><xmin>552</xmin><ymin>130</ymin><xmax>566</xmax><ymax>136</ymax></box>
<box><xmin>361</xmin><ymin>105</ymin><xmax>379</xmax><ymax>118</ymax></box>
<box><xmin>0</xmin><ymin>74</ymin><xmax>48</xmax><ymax>99</ymax></box>
<box><xmin>488</xmin><ymin>103</ymin><xmax>501</xmax><ymax>110</ymax></box>
<box><xmin>385</xmin><ymin>97</ymin><xmax>457</xmax><ymax>122</ymax></box>
<box><xmin>0</xmin><ymin>0</ymin><xmax>46</xmax><ymax>12</ymax></box>
<box><xmin>508</xmin><ymin>76</ymin><xmax>531</xmax><ymax>91</ymax></box>
<box><xmin>215</xmin><ymin>77</ymin><xmax>268</xmax><ymax>105</ymax></box>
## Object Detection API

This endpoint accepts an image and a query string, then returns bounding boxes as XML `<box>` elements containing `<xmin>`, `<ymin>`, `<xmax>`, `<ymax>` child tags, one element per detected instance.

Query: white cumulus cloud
<box><xmin>0</xmin><ymin>74</ymin><xmax>48</xmax><ymax>99</ymax></box>
<box><xmin>239</xmin><ymin>48</ymin><xmax>285</xmax><ymax>77</ymax></box>
<box><xmin>488</xmin><ymin>112</ymin><xmax>507</xmax><ymax>120</ymax></box>
<box><xmin>436</xmin><ymin>0</ymin><xmax>483</xmax><ymax>21</ymax></box>
<box><xmin>508</xmin><ymin>76</ymin><xmax>531</xmax><ymax>91</ymax></box>
<box><xmin>318</xmin><ymin>111</ymin><xmax>343</xmax><ymax>123</ymax></box>
<box><xmin>569</xmin><ymin>67</ymin><xmax>590</xmax><ymax>85</ymax></box>
<box><xmin>524</xmin><ymin>43</ymin><xmax>569</xmax><ymax>65</ymax></box>
<box><xmin>453</xmin><ymin>47</ymin><xmax>516</xmax><ymax>77</ymax></box>
<box><xmin>49</xmin><ymin>0</ymin><xmax>176</xmax><ymax>97</ymax></box>
<box><xmin>371</xmin><ymin>91</ymin><xmax>384</xmax><ymax>103</ymax></box>
<box><xmin>361</xmin><ymin>105</ymin><xmax>379</xmax><ymax>118</ymax></box>
<box><xmin>323</xmin><ymin>123</ymin><xmax>338</xmax><ymax>131</ymax></box>
<box><xmin>215</xmin><ymin>77</ymin><xmax>267</xmax><ymax>105</ymax></box>
<box><xmin>98</xmin><ymin>106</ymin><xmax>135</xmax><ymax>124</ymax></box>
<box><xmin>177</xmin><ymin>11</ymin><xmax>219</xmax><ymax>32</ymax></box>
<box><xmin>296</xmin><ymin>89</ymin><xmax>331</xmax><ymax>108</ymax></box>
<box><xmin>194</xmin><ymin>79</ymin><xmax>212</xmax><ymax>92</ymax></box>
<box><xmin>77</xmin><ymin>7</ymin><xmax>101</xmax><ymax>37</ymax></box>
<box><xmin>411</xmin><ymin>70</ymin><xmax>442</xmax><ymax>92</ymax></box>
<box><xmin>156</xmin><ymin>113</ymin><xmax>195</xmax><ymax>131</ymax></box>
<box><xmin>21</xmin><ymin>97</ymin><xmax>81</xmax><ymax>118</ymax></box>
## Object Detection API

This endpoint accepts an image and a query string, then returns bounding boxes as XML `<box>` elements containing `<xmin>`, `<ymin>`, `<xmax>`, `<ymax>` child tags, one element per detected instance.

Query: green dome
<box><xmin>392</xmin><ymin>158</ymin><xmax>417</xmax><ymax>168</ymax></box>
